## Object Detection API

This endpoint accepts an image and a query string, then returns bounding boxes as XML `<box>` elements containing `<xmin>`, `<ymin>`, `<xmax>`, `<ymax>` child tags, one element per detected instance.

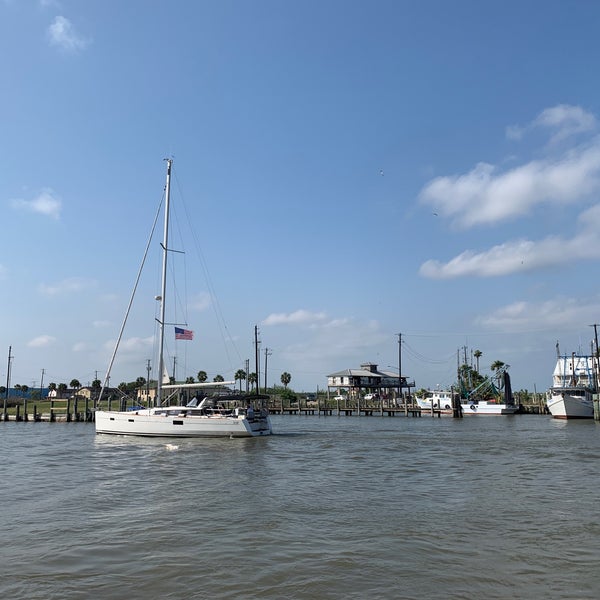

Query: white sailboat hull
<box><xmin>95</xmin><ymin>409</ymin><xmax>272</xmax><ymax>437</ymax></box>
<box><xmin>547</xmin><ymin>390</ymin><xmax>594</xmax><ymax>419</ymax></box>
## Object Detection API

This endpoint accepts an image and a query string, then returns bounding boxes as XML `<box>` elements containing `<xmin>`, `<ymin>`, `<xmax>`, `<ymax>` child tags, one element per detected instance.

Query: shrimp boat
<box><xmin>547</xmin><ymin>353</ymin><xmax>595</xmax><ymax>419</ymax></box>
<box><xmin>95</xmin><ymin>160</ymin><xmax>272</xmax><ymax>437</ymax></box>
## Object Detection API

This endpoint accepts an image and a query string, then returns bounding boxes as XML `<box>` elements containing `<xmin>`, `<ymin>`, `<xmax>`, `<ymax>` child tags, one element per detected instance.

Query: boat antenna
<box><xmin>156</xmin><ymin>158</ymin><xmax>173</xmax><ymax>407</ymax></box>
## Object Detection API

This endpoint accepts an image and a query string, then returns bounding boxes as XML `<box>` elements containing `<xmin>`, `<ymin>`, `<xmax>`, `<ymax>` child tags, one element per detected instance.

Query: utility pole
<box><xmin>589</xmin><ymin>324</ymin><xmax>599</xmax><ymax>392</ymax></box>
<box><xmin>146</xmin><ymin>359</ymin><xmax>151</xmax><ymax>404</ymax></box>
<box><xmin>4</xmin><ymin>347</ymin><xmax>13</xmax><ymax>421</ymax></box>
<box><xmin>264</xmin><ymin>347</ymin><xmax>272</xmax><ymax>392</ymax></box>
<box><xmin>245</xmin><ymin>359</ymin><xmax>250</xmax><ymax>393</ymax></box>
<box><xmin>397</xmin><ymin>333</ymin><xmax>404</xmax><ymax>413</ymax></box>
<box><xmin>254</xmin><ymin>325</ymin><xmax>261</xmax><ymax>395</ymax></box>
<box><xmin>172</xmin><ymin>356</ymin><xmax>177</xmax><ymax>383</ymax></box>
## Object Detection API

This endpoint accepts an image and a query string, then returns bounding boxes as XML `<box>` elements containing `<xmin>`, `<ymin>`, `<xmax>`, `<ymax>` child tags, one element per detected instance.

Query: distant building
<box><xmin>327</xmin><ymin>362</ymin><xmax>414</xmax><ymax>399</ymax></box>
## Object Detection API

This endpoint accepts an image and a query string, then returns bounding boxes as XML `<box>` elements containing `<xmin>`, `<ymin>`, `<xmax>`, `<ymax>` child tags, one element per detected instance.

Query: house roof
<box><xmin>327</xmin><ymin>368</ymin><xmax>384</xmax><ymax>379</ymax></box>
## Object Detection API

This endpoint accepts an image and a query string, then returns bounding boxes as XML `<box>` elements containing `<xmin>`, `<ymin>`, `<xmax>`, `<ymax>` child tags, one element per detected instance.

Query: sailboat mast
<box><xmin>156</xmin><ymin>158</ymin><xmax>172</xmax><ymax>407</ymax></box>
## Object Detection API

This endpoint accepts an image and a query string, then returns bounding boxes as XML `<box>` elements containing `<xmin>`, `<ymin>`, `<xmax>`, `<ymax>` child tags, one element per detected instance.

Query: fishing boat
<box><xmin>95</xmin><ymin>160</ymin><xmax>272</xmax><ymax>437</ymax></box>
<box><xmin>415</xmin><ymin>388</ymin><xmax>519</xmax><ymax>415</ymax></box>
<box><xmin>415</xmin><ymin>389</ymin><xmax>455</xmax><ymax>411</ymax></box>
<box><xmin>547</xmin><ymin>353</ymin><xmax>595</xmax><ymax>419</ymax></box>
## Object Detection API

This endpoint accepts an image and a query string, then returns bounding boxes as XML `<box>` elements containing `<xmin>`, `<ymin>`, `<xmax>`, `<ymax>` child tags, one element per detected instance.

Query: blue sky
<box><xmin>2</xmin><ymin>0</ymin><xmax>600</xmax><ymax>394</ymax></box>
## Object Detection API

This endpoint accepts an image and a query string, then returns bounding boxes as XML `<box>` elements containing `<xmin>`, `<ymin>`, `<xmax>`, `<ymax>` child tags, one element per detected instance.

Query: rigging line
<box><xmin>168</xmin><ymin>197</ymin><xmax>190</xmax><ymax>327</ymax></box>
<box><xmin>99</xmin><ymin>191</ymin><xmax>165</xmax><ymax>403</ymax></box>
<box><xmin>173</xmin><ymin>170</ymin><xmax>243</xmax><ymax>367</ymax></box>
<box><xmin>401</xmin><ymin>341</ymin><xmax>456</xmax><ymax>365</ymax></box>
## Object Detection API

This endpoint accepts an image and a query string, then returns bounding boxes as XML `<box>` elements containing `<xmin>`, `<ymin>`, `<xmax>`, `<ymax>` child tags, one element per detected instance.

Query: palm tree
<box><xmin>280</xmin><ymin>372</ymin><xmax>291</xmax><ymax>388</ymax></box>
<box><xmin>70</xmin><ymin>379</ymin><xmax>81</xmax><ymax>391</ymax></box>
<box><xmin>213</xmin><ymin>374</ymin><xmax>224</xmax><ymax>382</ymax></box>
<box><xmin>58</xmin><ymin>383</ymin><xmax>67</xmax><ymax>398</ymax></box>
<box><xmin>234</xmin><ymin>369</ymin><xmax>246</xmax><ymax>392</ymax></box>
<box><xmin>474</xmin><ymin>350</ymin><xmax>482</xmax><ymax>373</ymax></box>
<box><xmin>197</xmin><ymin>370</ymin><xmax>207</xmax><ymax>383</ymax></box>
<box><xmin>185</xmin><ymin>376</ymin><xmax>195</xmax><ymax>384</ymax></box>
<box><xmin>490</xmin><ymin>360</ymin><xmax>505</xmax><ymax>373</ymax></box>
<box><xmin>248</xmin><ymin>372</ymin><xmax>257</xmax><ymax>391</ymax></box>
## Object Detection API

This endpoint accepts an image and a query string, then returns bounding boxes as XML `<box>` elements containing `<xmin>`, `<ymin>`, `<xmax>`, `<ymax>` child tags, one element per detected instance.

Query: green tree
<box><xmin>135</xmin><ymin>377</ymin><xmax>146</xmax><ymax>388</ymax></box>
<box><xmin>118</xmin><ymin>382</ymin><xmax>128</xmax><ymax>392</ymax></box>
<box><xmin>58</xmin><ymin>383</ymin><xmax>67</xmax><ymax>398</ymax></box>
<box><xmin>197</xmin><ymin>371</ymin><xmax>207</xmax><ymax>383</ymax></box>
<box><xmin>213</xmin><ymin>374</ymin><xmax>224</xmax><ymax>382</ymax></box>
<box><xmin>474</xmin><ymin>350</ymin><xmax>482</xmax><ymax>373</ymax></box>
<box><xmin>235</xmin><ymin>369</ymin><xmax>247</xmax><ymax>392</ymax></box>
<box><xmin>185</xmin><ymin>376</ymin><xmax>195</xmax><ymax>384</ymax></box>
<box><xmin>70</xmin><ymin>379</ymin><xmax>81</xmax><ymax>390</ymax></box>
<box><xmin>490</xmin><ymin>360</ymin><xmax>505</xmax><ymax>373</ymax></box>
<box><xmin>280</xmin><ymin>372</ymin><xmax>291</xmax><ymax>388</ymax></box>
<box><xmin>248</xmin><ymin>372</ymin><xmax>257</xmax><ymax>391</ymax></box>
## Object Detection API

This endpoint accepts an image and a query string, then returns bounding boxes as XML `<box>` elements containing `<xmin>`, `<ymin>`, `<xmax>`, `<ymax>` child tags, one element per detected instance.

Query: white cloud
<box><xmin>73</xmin><ymin>342</ymin><xmax>87</xmax><ymax>352</ymax></box>
<box><xmin>262</xmin><ymin>309</ymin><xmax>327</xmax><ymax>326</ymax></box>
<box><xmin>190</xmin><ymin>292</ymin><xmax>211</xmax><ymax>312</ymax></box>
<box><xmin>47</xmin><ymin>15</ymin><xmax>89</xmax><ymax>52</ymax></box>
<box><xmin>38</xmin><ymin>277</ymin><xmax>97</xmax><ymax>296</ymax></box>
<box><xmin>10</xmin><ymin>189</ymin><xmax>62</xmax><ymax>219</ymax></box>
<box><xmin>109</xmin><ymin>336</ymin><xmax>154</xmax><ymax>354</ymax></box>
<box><xmin>476</xmin><ymin>297</ymin><xmax>600</xmax><ymax>333</ymax></box>
<box><xmin>39</xmin><ymin>0</ymin><xmax>62</xmax><ymax>9</ymax></box>
<box><xmin>420</xmin><ymin>202</ymin><xmax>600</xmax><ymax>279</ymax></box>
<box><xmin>28</xmin><ymin>335</ymin><xmax>56</xmax><ymax>348</ymax></box>
<box><xmin>507</xmin><ymin>104</ymin><xmax>597</xmax><ymax>144</ymax></box>
<box><xmin>419</xmin><ymin>141</ymin><xmax>600</xmax><ymax>229</ymax></box>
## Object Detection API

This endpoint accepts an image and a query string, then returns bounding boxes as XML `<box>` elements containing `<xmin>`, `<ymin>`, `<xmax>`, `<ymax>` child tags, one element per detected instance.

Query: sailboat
<box><xmin>95</xmin><ymin>159</ymin><xmax>272</xmax><ymax>437</ymax></box>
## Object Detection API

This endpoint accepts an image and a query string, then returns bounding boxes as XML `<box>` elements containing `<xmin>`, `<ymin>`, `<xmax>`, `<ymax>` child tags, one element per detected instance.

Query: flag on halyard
<box><xmin>175</xmin><ymin>327</ymin><xmax>194</xmax><ymax>340</ymax></box>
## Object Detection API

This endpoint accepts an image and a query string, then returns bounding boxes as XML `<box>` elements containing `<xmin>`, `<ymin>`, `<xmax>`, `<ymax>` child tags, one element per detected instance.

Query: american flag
<box><xmin>175</xmin><ymin>327</ymin><xmax>194</xmax><ymax>340</ymax></box>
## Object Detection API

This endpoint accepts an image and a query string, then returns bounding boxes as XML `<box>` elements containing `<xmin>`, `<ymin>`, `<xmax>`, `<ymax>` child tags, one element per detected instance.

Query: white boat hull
<box><xmin>547</xmin><ymin>390</ymin><xmax>593</xmax><ymax>419</ymax></box>
<box><xmin>461</xmin><ymin>401</ymin><xmax>519</xmax><ymax>415</ymax></box>
<box><xmin>95</xmin><ymin>409</ymin><xmax>272</xmax><ymax>437</ymax></box>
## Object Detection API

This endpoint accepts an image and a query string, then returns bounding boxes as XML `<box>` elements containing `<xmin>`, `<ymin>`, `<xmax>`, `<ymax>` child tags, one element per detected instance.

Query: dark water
<box><xmin>0</xmin><ymin>415</ymin><xmax>599</xmax><ymax>599</ymax></box>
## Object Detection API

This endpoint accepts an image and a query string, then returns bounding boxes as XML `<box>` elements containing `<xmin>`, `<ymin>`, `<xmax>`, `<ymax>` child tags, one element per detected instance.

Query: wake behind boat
<box><xmin>95</xmin><ymin>160</ymin><xmax>272</xmax><ymax>437</ymax></box>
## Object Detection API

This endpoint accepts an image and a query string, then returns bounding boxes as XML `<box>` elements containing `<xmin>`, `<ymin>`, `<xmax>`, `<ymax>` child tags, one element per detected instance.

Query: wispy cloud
<box><xmin>190</xmin><ymin>292</ymin><xmax>211</xmax><ymax>312</ymax></box>
<box><xmin>38</xmin><ymin>277</ymin><xmax>97</xmax><ymax>296</ymax></box>
<box><xmin>106</xmin><ymin>336</ymin><xmax>154</xmax><ymax>354</ymax></box>
<box><xmin>476</xmin><ymin>297</ymin><xmax>600</xmax><ymax>333</ymax></box>
<box><xmin>419</xmin><ymin>140</ymin><xmax>600</xmax><ymax>229</ymax></box>
<box><xmin>262</xmin><ymin>309</ymin><xmax>327</xmax><ymax>326</ymax></box>
<box><xmin>420</xmin><ymin>203</ymin><xmax>600</xmax><ymax>279</ymax></box>
<box><xmin>28</xmin><ymin>335</ymin><xmax>56</xmax><ymax>348</ymax></box>
<box><xmin>10</xmin><ymin>189</ymin><xmax>62</xmax><ymax>219</ymax></box>
<box><xmin>418</xmin><ymin>105</ymin><xmax>600</xmax><ymax>279</ymax></box>
<box><xmin>507</xmin><ymin>104</ymin><xmax>597</xmax><ymax>143</ymax></box>
<box><xmin>47</xmin><ymin>15</ymin><xmax>90</xmax><ymax>52</ymax></box>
